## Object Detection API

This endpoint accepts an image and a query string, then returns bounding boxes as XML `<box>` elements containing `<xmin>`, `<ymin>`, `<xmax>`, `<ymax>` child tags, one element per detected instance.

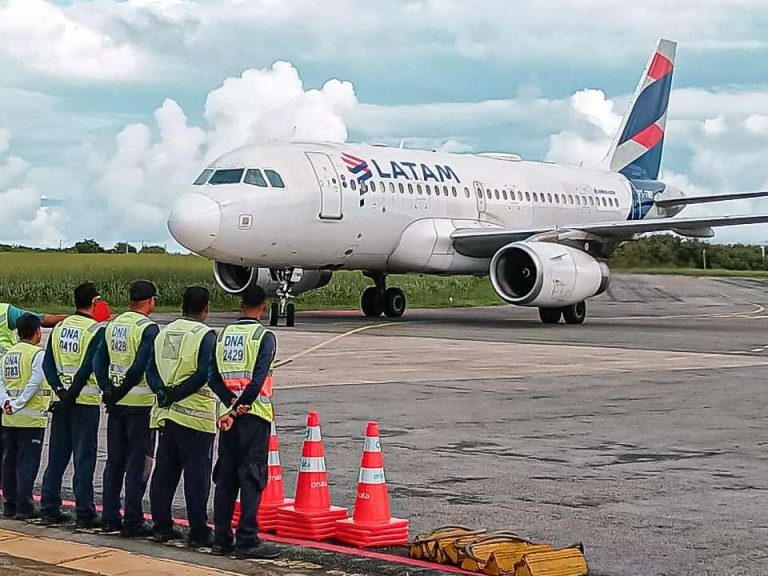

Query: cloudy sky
<box><xmin>2</xmin><ymin>0</ymin><xmax>768</xmax><ymax>248</ymax></box>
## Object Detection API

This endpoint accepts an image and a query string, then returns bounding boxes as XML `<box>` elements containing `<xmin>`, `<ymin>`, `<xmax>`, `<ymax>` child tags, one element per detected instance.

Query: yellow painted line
<box><xmin>0</xmin><ymin>528</ymin><xmax>242</xmax><ymax>576</ymax></box>
<box><xmin>274</xmin><ymin>322</ymin><xmax>396</xmax><ymax>368</ymax></box>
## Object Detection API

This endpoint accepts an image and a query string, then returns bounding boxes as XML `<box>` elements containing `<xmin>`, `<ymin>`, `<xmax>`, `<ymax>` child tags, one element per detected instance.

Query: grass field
<box><xmin>0</xmin><ymin>253</ymin><xmax>499</xmax><ymax>312</ymax></box>
<box><xmin>1</xmin><ymin>253</ymin><xmax>765</xmax><ymax>313</ymax></box>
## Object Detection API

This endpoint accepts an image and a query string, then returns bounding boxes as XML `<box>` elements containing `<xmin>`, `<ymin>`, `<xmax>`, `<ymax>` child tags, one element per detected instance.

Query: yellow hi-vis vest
<box><xmin>106</xmin><ymin>311</ymin><xmax>157</xmax><ymax>408</ymax></box>
<box><xmin>51</xmin><ymin>314</ymin><xmax>102</xmax><ymax>406</ymax></box>
<box><xmin>153</xmin><ymin>318</ymin><xmax>218</xmax><ymax>434</ymax></box>
<box><xmin>215</xmin><ymin>322</ymin><xmax>274</xmax><ymax>423</ymax></box>
<box><xmin>0</xmin><ymin>303</ymin><xmax>17</xmax><ymax>360</ymax></box>
<box><xmin>2</xmin><ymin>342</ymin><xmax>51</xmax><ymax>428</ymax></box>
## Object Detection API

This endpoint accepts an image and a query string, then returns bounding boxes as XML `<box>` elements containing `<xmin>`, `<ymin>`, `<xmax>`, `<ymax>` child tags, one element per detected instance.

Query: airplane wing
<box><xmin>655</xmin><ymin>190</ymin><xmax>768</xmax><ymax>207</ymax></box>
<box><xmin>451</xmin><ymin>214</ymin><xmax>768</xmax><ymax>258</ymax></box>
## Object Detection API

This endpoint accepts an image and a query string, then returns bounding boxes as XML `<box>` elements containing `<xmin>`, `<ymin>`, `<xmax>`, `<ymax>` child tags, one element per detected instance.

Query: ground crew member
<box><xmin>94</xmin><ymin>281</ymin><xmax>159</xmax><ymax>537</ymax></box>
<box><xmin>0</xmin><ymin>304</ymin><xmax>66</xmax><ymax>489</ymax></box>
<box><xmin>0</xmin><ymin>315</ymin><xmax>51</xmax><ymax>520</ymax></box>
<box><xmin>147</xmin><ymin>286</ymin><xmax>217</xmax><ymax>548</ymax></box>
<box><xmin>40</xmin><ymin>283</ymin><xmax>105</xmax><ymax>528</ymax></box>
<box><xmin>208</xmin><ymin>285</ymin><xmax>280</xmax><ymax>559</ymax></box>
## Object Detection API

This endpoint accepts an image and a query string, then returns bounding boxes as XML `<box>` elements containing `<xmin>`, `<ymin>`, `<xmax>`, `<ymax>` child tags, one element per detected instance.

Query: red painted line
<box><xmin>35</xmin><ymin>495</ymin><xmax>472</xmax><ymax>575</ymax></box>
<box><xmin>647</xmin><ymin>52</ymin><xmax>673</xmax><ymax>80</ymax></box>
<box><xmin>631</xmin><ymin>123</ymin><xmax>664</xmax><ymax>150</ymax></box>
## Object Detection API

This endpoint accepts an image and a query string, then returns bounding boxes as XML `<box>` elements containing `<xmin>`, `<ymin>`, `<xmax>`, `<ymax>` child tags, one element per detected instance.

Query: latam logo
<box><xmin>342</xmin><ymin>153</ymin><xmax>373</xmax><ymax>183</ymax></box>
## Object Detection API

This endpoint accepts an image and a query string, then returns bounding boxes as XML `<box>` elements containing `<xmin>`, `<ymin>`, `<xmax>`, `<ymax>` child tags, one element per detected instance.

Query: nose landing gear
<box><xmin>361</xmin><ymin>272</ymin><xmax>406</xmax><ymax>319</ymax></box>
<box><xmin>269</xmin><ymin>268</ymin><xmax>301</xmax><ymax>327</ymax></box>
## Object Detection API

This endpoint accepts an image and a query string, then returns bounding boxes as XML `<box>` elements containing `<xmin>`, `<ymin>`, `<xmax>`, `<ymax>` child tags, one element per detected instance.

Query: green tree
<box><xmin>139</xmin><ymin>244</ymin><xmax>167</xmax><ymax>254</ymax></box>
<box><xmin>112</xmin><ymin>242</ymin><xmax>137</xmax><ymax>254</ymax></box>
<box><xmin>74</xmin><ymin>239</ymin><xmax>105</xmax><ymax>254</ymax></box>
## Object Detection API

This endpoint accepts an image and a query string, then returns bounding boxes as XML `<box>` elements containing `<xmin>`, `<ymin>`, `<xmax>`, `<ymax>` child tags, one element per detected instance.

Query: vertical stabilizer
<box><xmin>602</xmin><ymin>39</ymin><xmax>676</xmax><ymax>180</ymax></box>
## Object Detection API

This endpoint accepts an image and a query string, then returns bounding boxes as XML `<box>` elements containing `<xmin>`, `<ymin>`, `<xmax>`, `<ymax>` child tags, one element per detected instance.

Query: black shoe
<box><xmin>121</xmin><ymin>522</ymin><xmax>153</xmax><ymax>538</ymax></box>
<box><xmin>76</xmin><ymin>516</ymin><xmax>102</xmax><ymax>530</ymax></box>
<box><xmin>188</xmin><ymin>531</ymin><xmax>214</xmax><ymax>549</ymax></box>
<box><xmin>235</xmin><ymin>542</ymin><xmax>281</xmax><ymax>560</ymax></box>
<box><xmin>3</xmin><ymin>508</ymin><xmax>16</xmax><ymax>519</ymax></box>
<box><xmin>210</xmin><ymin>542</ymin><xmax>234</xmax><ymax>556</ymax></box>
<box><xmin>153</xmin><ymin>526</ymin><xmax>184</xmax><ymax>543</ymax></box>
<box><xmin>40</xmin><ymin>511</ymin><xmax>73</xmax><ymax>526</ymax></box>
<box><xmin>101</xmin><ymin>522</ymin><xmax>122</xmax><ymax>535</ymax></box>
<box><xmin>15</xmin><ymin>509</ymin><xmax>40</xmax><ymax>521</ymax></box>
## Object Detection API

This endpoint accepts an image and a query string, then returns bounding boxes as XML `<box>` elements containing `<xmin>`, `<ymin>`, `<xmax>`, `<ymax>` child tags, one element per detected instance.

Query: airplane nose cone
<box><xmin>167</xmin><ymin>193</ymin><xmax>221</xmax><ymax>252</ymax></box>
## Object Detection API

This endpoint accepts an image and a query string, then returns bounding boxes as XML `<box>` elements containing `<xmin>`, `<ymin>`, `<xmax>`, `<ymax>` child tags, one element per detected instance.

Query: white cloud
<box><xmin>745</xmin><ymin>114</ymin><xmax>768</xmax><ymax>135</ymax></box>
<box><xmin>0</xmin><ymin>0</ymin><xmax>143</xmax><ymax>81</ymax></box>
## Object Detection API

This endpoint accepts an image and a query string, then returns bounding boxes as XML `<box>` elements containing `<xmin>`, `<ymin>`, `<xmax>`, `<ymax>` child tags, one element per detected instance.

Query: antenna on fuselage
<box><xmin>398</xmin><ymin>138</ymin><xmax>405</xmax><ymax>149</ymax></box>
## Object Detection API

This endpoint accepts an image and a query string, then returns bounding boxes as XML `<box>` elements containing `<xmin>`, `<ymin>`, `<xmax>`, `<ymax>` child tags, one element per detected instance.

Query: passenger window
<box><xmin>408</xmin><ymin>183</ymin><xmax>414</xmax><ymax>194</ymax></box>
<box><xmin>209</xmin><ymin>168</ymin><xmax>244</xmax><ymax>185</ymax></box>
<box><xmin>398</xmin><ymin>182</ymin><xmax>405</xmax><ymax>194</ymax></box>
<box><xmin>443</xmin><ymin>186</ymin><xmax>449</xmax><ymax>196</ymax></box>
<box><xmin>351</xmin><ymin>180</ymin><xmax>357</xmax><ymax>191</ymax></box>
<box><xmin>533</xmin><ymin>192</ymin><xmax>538</xmax><ymax>202</ymax></box>
<box><xmin>494</xmin><ymin>189</ymin><xmax>500</xmax><ymax>200</ymax></box>
<box><xmin>417</xmin><ymin>184</ymin><xmax>422</xmax><ymax>195</ymax></box>
<box><xmin>576</xmin><ymin>196</ymin><xmax>581</xmax><ymax>206</ymax></box>
<box><xmin>361</xmin><ymin>181</ymin><xmax>368</xmax><ymax>193</ymax></box>
<box><xmin>547</xmin><ymin>193</ymin><xmax>552</xmax><ymax>203</ymax></box>
<box><xmin>389</xmin><ymin>182</ymin><xmax>395</xmax><ymax>193</ymax></box>
<box><xmin>525</xmin><ymin>191</ymin><xmax>530</xmax><ymax>201</ymax></box>
<box><xmin>486</xmin><ymin>189</ymin><xmax>492</xmax><ymax>199</ymax></box>
<box><xmin>244</xmin><ymin>169</ymin><xmax>267</xmax><ymax>187</ymax></box>
<box><xmin>589</xmin><ymin>197</ymin><xmax>594</xmax><ymax>206</ymax></box>
<box><xmin>502</xmin><ymin>190</ymin><xmax>508</xmax><ymax>200</ymax></box>
<box><xmin>464</xmin><ymin>187</ymin><xmax>470</xmax><ymax>198</ymax></box>
<box><xmin>425</xmin><ymin>185</ymin><xmax>431</xmax><ymax>195</ymax></box>
<box><xmin>452</xmin><ymin>186</ymin><xmax>457</xmax><ymax>197</ymax></box>
<box><xmin>193</xmin><ymin>169</ymin><xmax>213</xmax><ymax>185</ymax></box>
<box><xmin>263</xmin><ymin>170</ymin><xmax>284</xmax><ymax>188</ymax></box>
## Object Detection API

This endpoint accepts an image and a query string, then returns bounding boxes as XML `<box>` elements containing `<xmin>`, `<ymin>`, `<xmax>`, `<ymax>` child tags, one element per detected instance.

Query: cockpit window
<box><xmin>264</xmin><ymin>169</ymin><xmax>285</xmax><ymax>188</ymax></box>
<box><xmin>209</xmin><ymin>169</ymin><xmax>244</xmax><ymax>185</ymax></box>
<box><xmin>193</xmin><ymin>169</ymin><xmax>213</xmax><ymax>185</ymax></box>
<box><xmin>244</xmin><ymin>169</ymin><xmax>268</xmax><ymax>187</ymax></box>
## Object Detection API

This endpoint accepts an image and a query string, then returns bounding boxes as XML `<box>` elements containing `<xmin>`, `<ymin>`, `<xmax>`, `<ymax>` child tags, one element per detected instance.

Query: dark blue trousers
<box><xmin>213</xmin><ymin>415</ymin><xmax>270</xmax><ymax>550</ymax></box>
<box><xmin>149</xmin><ymin>421</ymin><xmax>214</xmax><ymax>541</ymax></box>
<box><xmin>102</xmin><ymin>406</ymin><xmax>152</xmax><ymax>531</ymax></box>
<box><xmin>2</xmin><ymin>427</ymin><xmax>45</xmax><ymax>515</ymax></box>
<box><xmin>40</xmin><ymin>404</ymin><xmax>100</xmax><ymax>521</ymax></box>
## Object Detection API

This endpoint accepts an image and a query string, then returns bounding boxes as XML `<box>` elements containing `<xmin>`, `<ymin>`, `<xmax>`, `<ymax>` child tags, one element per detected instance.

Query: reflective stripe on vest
<box><xmin>215</xmin><ymin>322</ymin><xmax>274</xmax><ymax>422</ymax></box>
<box><xmin>1</xmin><ymin>342</ymin><xmax>50</xmax><ymax>428</ymax></box>
<box><xmin>0</xmin><ymin>303</ymin><xmax>16</xmax><ymax>359</ymax></box>
<box><xmin>154</xmin><ymin>318</ymin><xmax>217</xmax><ymax>434</ymax></box>
<box><xmin>106</xmin><ymin>311</ymin><xmax>157</xmax><ymax>407</ymax></box>
<box><xmin>51</xmin><ymin>315</ymin><xmax>102</xmax><ymax>406</ymax></box>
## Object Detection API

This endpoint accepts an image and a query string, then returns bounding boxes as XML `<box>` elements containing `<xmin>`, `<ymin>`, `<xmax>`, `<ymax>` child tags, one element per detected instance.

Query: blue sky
<box><xmin>1</xmin><ymin>0</ymin><xmax>768</xmax><ymax>246</ymax></box>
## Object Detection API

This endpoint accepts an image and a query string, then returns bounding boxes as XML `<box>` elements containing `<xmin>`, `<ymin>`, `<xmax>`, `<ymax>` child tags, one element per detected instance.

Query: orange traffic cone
<box><xmin>335</xmin><ymin>421</ymin><xmax>409</xmax><ymax>548</ymax></box>
<box><xmin>276</xmin><ymin>411</ymin><xmax>348</xmax><ymax>541</ymax></box>
<box><xmin>257</xmin><ymin>421</ymin><xmax>294</xmax><ymax>533</ymax></box>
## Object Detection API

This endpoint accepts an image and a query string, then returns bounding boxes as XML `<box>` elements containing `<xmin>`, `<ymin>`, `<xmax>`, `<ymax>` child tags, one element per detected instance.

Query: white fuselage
<box><xmin>168</xmin><ymin>142</ymin><xmax>651</xmax><ymax>274</ymax></box>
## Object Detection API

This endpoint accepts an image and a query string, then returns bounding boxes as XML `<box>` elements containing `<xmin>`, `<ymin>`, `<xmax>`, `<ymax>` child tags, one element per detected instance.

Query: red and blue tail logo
<box><xmin>609</xmin><ymin>39</ymin><xmax>676</xmax><ymax>180</ymax></box>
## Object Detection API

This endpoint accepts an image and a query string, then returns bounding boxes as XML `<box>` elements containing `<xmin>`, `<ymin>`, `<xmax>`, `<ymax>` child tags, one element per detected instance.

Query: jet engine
<box><xmin>489</xmin><ymin>242</ymin><xmax>610</xmax><ymax>307</ymax></box>
<box><xmin>213</xmin><ymin>262</ymin><xmax>332</xmax><ymax>297</ymax></box>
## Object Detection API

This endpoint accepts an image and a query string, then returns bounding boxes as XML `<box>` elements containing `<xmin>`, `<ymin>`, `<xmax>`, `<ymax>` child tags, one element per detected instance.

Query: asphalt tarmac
<box><xmin>26</xmin><ymin>274</ymin><xmax>768</xmax><ymax>575</ymax></box>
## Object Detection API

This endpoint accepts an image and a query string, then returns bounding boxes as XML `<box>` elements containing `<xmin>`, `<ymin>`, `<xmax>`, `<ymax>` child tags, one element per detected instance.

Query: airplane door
<box><xmin>474</xmin><ymin>181</ymin><xmax>487</xmax><ymax>218</ymax></box>
<box><xmin>306</xmin><ymin>152</ymin><xmax>343</xmax><ymax>220</ymax></box>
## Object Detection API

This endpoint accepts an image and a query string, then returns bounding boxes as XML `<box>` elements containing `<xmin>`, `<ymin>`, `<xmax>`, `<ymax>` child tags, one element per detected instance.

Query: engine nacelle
<box><xmin>489</xmin><ymin>242</ymin><xmax>610</xmax><ymax>307</ymax></box>
<box><xmin>213</xmin><ymin>262</ymin><xmax>332</xmax><ymax>297</ymax></box>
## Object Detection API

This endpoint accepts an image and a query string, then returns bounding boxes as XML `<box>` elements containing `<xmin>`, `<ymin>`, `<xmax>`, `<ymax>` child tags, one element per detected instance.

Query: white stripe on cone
<box><xmin>299</xmin><ymin>456</ymin><xmax>327</xmax><ymax>472</ymax></box>
<box><xmin>364</xmin><ymin>437</ymin><xmax>381</xmax><ymax>452</ymax></box>
<box><xmin>358</xmin><ymin>467</ymin><xmax>386</xmax><ymax>484</ymax></box>
<box><xmin>268</xmin><ymin>451</ymin><xmax>280</xmax><ymax>466</ymax></box>
<box><xmin>304</xmin><ymin>426</ymin><xmax>322</xmax><ymax>441</ymax></box>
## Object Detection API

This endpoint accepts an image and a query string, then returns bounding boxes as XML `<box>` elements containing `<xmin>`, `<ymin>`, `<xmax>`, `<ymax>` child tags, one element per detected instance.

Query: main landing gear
<box><xmin>361</xmin><ymin>272</ymin><xmax>406</xmax><ymax>319</ymax></box>
<box><xmin>269</xmin><ymin>268</ymin><xmax>301</xmax><ymax>328</ymax></box>
<box><xmin>538</xmin><ymin>301</ymin><xmax>587</xmax><ymax>325</ymax></box>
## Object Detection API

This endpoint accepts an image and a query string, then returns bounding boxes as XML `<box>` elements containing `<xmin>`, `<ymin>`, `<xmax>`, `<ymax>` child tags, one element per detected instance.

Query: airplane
<box><xmin>167</xmin><ymin>39</ymin><xmax>768</xmax><ymax>327</ymax></box>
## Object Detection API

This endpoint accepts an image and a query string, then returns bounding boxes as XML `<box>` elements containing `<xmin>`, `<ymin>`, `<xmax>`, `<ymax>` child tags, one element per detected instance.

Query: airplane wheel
<box><xmin>269</xmin><ymin>302</ymin><xmax>279</xmax><ymax>327</ymax></box>
<box><xmin>286</xmin><ymin>303</ymin><xmax>295</xmax><ymax>327</ymax></box>
<box><xmin>539</xmin><ymin>307</ymin><xmax>562</xmax><ymax>324</ymax></box>
<box><xmin>361</xmin><ymin>287</ymin><xmax>383</xmax><ymax>317</ymax></box>
<box><xmin>383</xmin><ymin>287</ymin><xmax>406</xmax><ymax>318</ymax></box>
<box><xmin>562</xmin><ymin>301</ymin><xmax>587</xmax><ymax>325</ymax></box>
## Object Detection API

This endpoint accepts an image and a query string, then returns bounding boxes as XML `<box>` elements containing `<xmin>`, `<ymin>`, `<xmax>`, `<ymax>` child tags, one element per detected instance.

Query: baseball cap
<box><xmin>130</xmin><ymin>280</ymin><xmax>158</xmax><ymax>302</ymax></box>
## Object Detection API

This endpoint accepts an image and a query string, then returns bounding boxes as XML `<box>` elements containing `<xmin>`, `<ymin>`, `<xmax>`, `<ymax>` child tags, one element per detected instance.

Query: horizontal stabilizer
<box><xmin>656</xmin><ymin>190</ymin><xmax>768</xmax><ymax>207</ymax></box>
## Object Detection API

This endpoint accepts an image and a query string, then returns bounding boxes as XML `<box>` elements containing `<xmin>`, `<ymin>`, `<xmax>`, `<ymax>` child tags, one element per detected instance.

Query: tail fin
<box><xmin>602</xmin><ymin>39</ymin><xmax>676</xmax><ymax>180</ymax></box>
